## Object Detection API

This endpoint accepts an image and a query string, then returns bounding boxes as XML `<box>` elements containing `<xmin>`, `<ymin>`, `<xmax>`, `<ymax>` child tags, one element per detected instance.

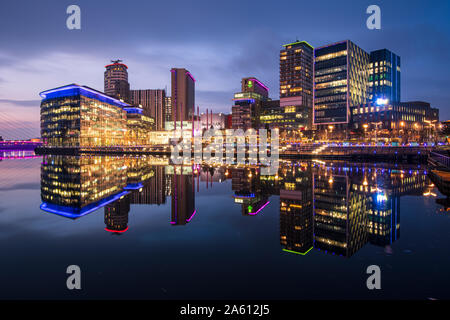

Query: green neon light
<box><xmin>282</xmin><ymin>247</ymin><xmax>313</xmax><ymax>256</ymax></box>
<box><xmin>248</xmin><ymin>80</ymin><xmax>253</xmax><ymax>88</ymax></box>
<box><xmin>282</xmin><ymin>41</ymin><xmax>314</xmax><ymax>49</ymax></box>
<box><xmin>248</xmin><ymin>205</ymin><xmax>253</xmax><ymax>213</ymax></box>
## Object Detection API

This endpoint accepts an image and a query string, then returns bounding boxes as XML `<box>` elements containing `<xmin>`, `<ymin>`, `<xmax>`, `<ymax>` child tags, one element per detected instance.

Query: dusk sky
<box><xmin>0</xmin><ymin>0</ymin><xmax>449</xmax><ymax>139</ymax></box>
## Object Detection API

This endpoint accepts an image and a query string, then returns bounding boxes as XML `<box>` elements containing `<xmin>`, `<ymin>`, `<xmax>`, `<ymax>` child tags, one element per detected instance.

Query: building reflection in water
<box><xmin>168</xmin><ymin>165</ymin><xmax>196</xmax><ymax>225</ymax></box>
<box><xmin>105</xmin><ymin>193</ymin><xmax>130</xmax><ymax>233</ymax></box>
<box><xmin>277</xmin><ymin>161</ymin><xmax>428</xmax><ymax>258</ymax></box>
<box><xmin>279</xmin><ymin>162</ymin><xmax>313</xmax><ymax>255</ymax></box>
<box><xmin>39</xmin><ymin>155</ymin><xmax>197</xmax><ymax>231</ymax></box>
<box><xmin>39</xmin><ymin>155</ymin><xmax>430</xmax><ymax>257</ymax></box>
<box><xmin>313</xmin><ymin>165</ymin><xmax>369</xmax><ymax>257</ymax></box>
<box><xmin>40</xmin><ymin>155</ymin><xmax>130</xmax><ymax>219</ymax></box>
<box><xmin>231</xmin><ymin>167</ymin><xmax>270</xmax><ymax>216</ymax></box>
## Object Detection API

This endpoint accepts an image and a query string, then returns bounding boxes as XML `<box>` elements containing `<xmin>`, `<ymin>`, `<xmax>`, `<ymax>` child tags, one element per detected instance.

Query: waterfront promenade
<box><xmin>35</xmin><ymin>143</ymin><xmax>438</xmax><ymax>163</ymax></box>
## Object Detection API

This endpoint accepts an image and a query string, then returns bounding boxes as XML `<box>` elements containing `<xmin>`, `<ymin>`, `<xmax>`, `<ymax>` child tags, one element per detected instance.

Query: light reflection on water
<box><xmin>0</xmin><ymin>154</ymin><xmax>449</xmax><ymax>299</ymax></box>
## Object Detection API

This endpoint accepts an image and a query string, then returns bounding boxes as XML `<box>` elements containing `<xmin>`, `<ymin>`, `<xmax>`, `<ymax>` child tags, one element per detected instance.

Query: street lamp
<box><xmin>424</xmin><ymin>119</ymin><xmax>437</xmax><ymax>143</ymax></box>
<box><xmin>374</xmin><ymin>122</ymin><xmax>382</xmax><ymax>145</ymax></box>
<box><xmin>328</xmin><ymin>125</ymin><xmax>334</xmax><ymax>141</ymax></box>
<box><xmin>399</xmin><ymin>121</ymin><xmax>405</xmax><ymax>140</ymax></box>
<box><xmin>363</xmin><ymin>124</ymin><xmax>369</xmax><ymax>142</ymax></box>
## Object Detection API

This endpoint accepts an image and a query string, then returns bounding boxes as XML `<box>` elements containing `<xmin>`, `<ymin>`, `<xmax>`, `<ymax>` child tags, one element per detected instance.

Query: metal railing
<box><xmin>430</xmin><ymin>151</ymin><xmax>450</xmax><ymax>168</ymax></box>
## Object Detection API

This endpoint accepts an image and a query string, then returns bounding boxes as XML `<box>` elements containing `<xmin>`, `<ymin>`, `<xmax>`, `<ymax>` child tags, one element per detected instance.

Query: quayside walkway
<box><xmin>36</xmin><ymin>143</ymin><xmax>437</xmax><ymax>162</ymax></box>
<box><xmin>428</xmin><ymin>150</ymin><xmax>450</xmax><ymax>198</ymax></box>
<box><xmin>281</xmin><ymin>143</ymin><xmax>434</xmax><ymax>162</ymax></box>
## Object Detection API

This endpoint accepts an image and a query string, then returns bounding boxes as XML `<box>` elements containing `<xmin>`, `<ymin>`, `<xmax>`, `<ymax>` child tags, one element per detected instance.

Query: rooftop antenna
<box><xmin>111</xmin><ymin>59</ymin><xmax>123</xmax><ymax>64</ymax></box>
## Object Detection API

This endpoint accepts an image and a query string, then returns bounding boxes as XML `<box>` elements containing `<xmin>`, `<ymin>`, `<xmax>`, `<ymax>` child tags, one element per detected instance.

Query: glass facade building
<box><xmin>260</xmin><ymin>100</ymin><xmax>310</xmax><ymax>130</ymax></box>
<box><xmin>314</xmin><ymin>40</ymin><xmax>369</xmax><ymax>127</ymax></box>
<box><xmin>40</xmin><ymin>84</ymin><xmax>129</xmax><ymax>147</ymax></box>
<box><xmin>40</xmin><ymin>84</ymin><xmax>157</xmax><ymax>147</ymax></box>
<box><xmin>350</xmin><ymin>101</ymin><xmax>439</xmax><ymax>131</ymax></box>
<box><xmin>369</xmin><ymin>49</ymin><xmax>401</xmax><ymax>104</ymax></box>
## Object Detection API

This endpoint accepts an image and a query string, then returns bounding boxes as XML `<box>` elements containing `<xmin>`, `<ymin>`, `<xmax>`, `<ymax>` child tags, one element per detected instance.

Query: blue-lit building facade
<box><xmin>40</xmin><ymin>84</ymin><xmax>154</xmax><ymax>147</ymax></box>
<box><xmin>369</xmin><ymin>49</ymin><xmax>401</xmax><ymax>104</ymax></box>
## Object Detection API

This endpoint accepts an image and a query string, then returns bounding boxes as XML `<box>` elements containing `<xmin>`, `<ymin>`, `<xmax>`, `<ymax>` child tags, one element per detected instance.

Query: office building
<box><xmin>314</xmin><ymin>40</ymin><xmax>370</xmax><ymax>134</ymax></box>
<box><xmin>232</xmin><ymin>77</ymin><xmax>269</xmax><ymax>130</ymax></box>
<box><xmin>125</xmin><ymin>111</ymin><xmax>155</xmax><ymax>145</ymax></box>
<box><xmin>369</xmin><ymin>49</ymin><xmax>401</xmax><ymax>103</ymax></box>
<box><xmin>260</xmin><ymin>100</ymin><xmax>310</xmax><ymax>134</ymax></box>
<box><xmin>350</xmin><ymin>100</ymin><xmax>439</xmax><ymax>133</ymax></box>
<box><xmin>131</xmin><ymin>89</ymin><xmax>166</xmax><ymax>130</ymax></box>
<box><xmin>171</xmin><ymin>68</ymin><xmax>195</xmax><ymax>126</ymax></box>
<box><xmin>40</xmin><ymin>84</ymin><xmax>129</xmax><ymax>147</ymax></box>
<box><xmin>280</xmin><ymin>41</ymin><xmax>314</xmax><ymax>131</ymax></box>
<box><xmin>40</xmin><ymin>84</ymin><xmax>156</xmax><ymax>147</ymax></box>
<box><xmin>104</xmin><ymin>60</ymin><xmax>130</xmax><ymax>103</ymax></box>
<box><xmin>165</xmin><ymin>96</ymin><xmax>172</xmax><ymax>123</ymax></box>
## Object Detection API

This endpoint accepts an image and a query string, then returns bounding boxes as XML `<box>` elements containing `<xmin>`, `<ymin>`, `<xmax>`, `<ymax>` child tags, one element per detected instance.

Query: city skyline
<box><xmin>1</xmin><ymin>0</ymin><xmax>449</xmax><ymax>139</ymax></box>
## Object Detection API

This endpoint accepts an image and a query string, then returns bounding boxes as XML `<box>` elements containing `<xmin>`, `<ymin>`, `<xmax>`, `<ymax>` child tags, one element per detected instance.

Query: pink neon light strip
<box><xmin>186</xmin><ymin>72</ymin><xmax>196</xmax><ymax>82</ymax></box>
<box><xmin>248</xmin><ymin>201</ymin><xmax>270</xmax><ymax>216</ymax></box>
<box><xmin>186</xmin><ymin>209</ymin><xmax>197</xmax><ymax>222</ymax></box>
<box><xmin>249</xmin><ymin>78</ymin><xmax>269</xmax><ymax>92</ymax></box>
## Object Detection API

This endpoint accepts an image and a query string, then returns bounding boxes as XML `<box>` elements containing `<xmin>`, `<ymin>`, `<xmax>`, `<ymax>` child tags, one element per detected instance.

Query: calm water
<box><xmin>0</xmin><ymin>153</ymin><xmax>449</xmax><ymax>300</ymax></box>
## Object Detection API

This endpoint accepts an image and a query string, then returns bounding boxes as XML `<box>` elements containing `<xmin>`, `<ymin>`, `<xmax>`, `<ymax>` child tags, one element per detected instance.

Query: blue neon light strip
<box><xmin>124</xmin><ymin>182</ymin><xmax>144</xmax><ymax>190</ymax></box>
<box><xmin>124</xmin><ymin>107</ymin><xmax>143</xmax><ymax>114</ymax></box>
<box><xmin>39</xmin><ymin>84</ymin><xmax>131</xmax><ymax>109</ymax></box>
<box><xmin>234</xmin><ymin>193</ymin><xmax>255</xmax><ymax>198</ymax></box>
<box><xmin>233</xmin><ymin>99</ymin><xmax>255</xmax><ymax>103</ymax></box>
<box><xmin>40</xmin><ymin>191</ymin><xmax>130</xmax><ymax>219</ymax></box>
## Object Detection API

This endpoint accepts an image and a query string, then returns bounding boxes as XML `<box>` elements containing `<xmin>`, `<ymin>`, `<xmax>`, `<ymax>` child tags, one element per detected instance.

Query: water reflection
<box><xmin>39</xmin><ymin>155</ymin><xmax>431</xmax><ymax>258</ymax></box>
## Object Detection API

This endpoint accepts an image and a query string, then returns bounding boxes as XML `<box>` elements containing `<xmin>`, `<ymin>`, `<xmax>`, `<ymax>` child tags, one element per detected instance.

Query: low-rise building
<box><xmin>40</xmin><ymin>84</ymin><xmax>155</xmax><ymax>147</ymax></box>
<box><xmin>350</xmin><ymin>100</ymin><xmax>439</xmax><ymax>132</ymax></box>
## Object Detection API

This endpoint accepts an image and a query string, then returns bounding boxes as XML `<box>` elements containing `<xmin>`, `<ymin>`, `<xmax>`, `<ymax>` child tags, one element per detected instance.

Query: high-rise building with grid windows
<box><xmin>313</xmin><ymin>40</ymin><xmax>370</xmax><ymax>133</ymax></box>
<box><xmin>369</xmin><ymin>49</ymin><xmax>401</xmax><ymax>104</ymax></box>
<box><xmin>131</xmin><ymin>89</ymin><xmax>166</xmax><ymax>131</ymax></box>
<box><xmin>279</xmin><ymin>41</ymin><xmax>314</xmax><ymax>131</ymax></box>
